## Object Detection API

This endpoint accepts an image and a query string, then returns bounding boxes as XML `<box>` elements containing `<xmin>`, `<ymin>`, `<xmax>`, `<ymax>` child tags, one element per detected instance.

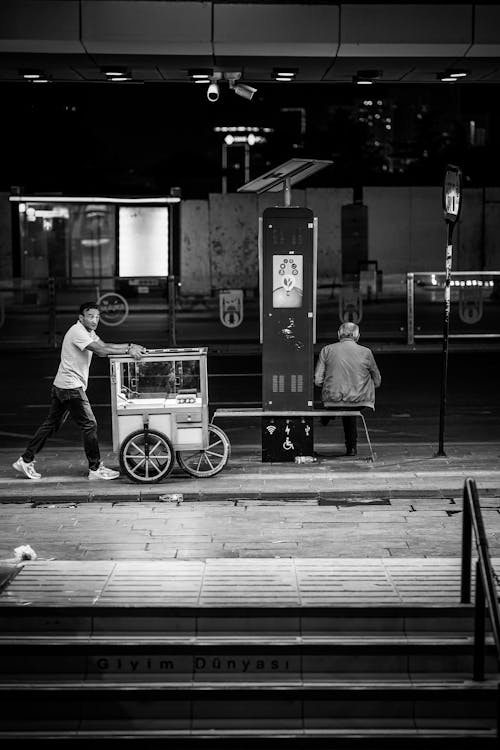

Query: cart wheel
<box><xmin>176</xmin><ymin>424</ymin><xmax>230</xmax><ymax>478</ymax></box>
<box><xmin>119</xmin><ymin>429</ymin><xmax>175</xmax><ymax>483</ymax></box>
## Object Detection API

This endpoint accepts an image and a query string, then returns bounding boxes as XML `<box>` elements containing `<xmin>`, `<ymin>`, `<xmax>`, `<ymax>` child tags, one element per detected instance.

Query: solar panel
<box><xmin>237</xmin><ymin>158</ymin><xmax>333</xmax><ymax>193</ymax></box>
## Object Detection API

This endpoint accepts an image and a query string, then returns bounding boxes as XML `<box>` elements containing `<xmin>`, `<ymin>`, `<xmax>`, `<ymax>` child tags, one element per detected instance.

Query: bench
<box><xmin>211</xmin><ymin>408</ymin><xmax>375</xmax><ymax>462</ymax></box>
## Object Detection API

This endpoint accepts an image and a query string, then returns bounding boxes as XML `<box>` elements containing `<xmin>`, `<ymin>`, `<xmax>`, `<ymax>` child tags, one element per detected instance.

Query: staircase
<box><xmin>0</xmin><ymin>598</ymin><xmax>497</xmax><ymax>746</ymax></box>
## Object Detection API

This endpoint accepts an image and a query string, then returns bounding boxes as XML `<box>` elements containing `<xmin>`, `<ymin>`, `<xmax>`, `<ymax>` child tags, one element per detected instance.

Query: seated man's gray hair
<box><xmin>338</xmin><ymin>322</ymin><xmax>360</xmax><ymax>340</ymax></box>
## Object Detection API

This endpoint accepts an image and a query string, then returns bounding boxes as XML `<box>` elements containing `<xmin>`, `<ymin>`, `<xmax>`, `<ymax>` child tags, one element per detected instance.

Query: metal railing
<box><xmin>460</xmin><ymin>477</ymin><xmax>500</xmax><ymax>684</ymax></box>
<box><xmin>407</xmin><ymin>271</ymin><xmax>500</xmax><ymax>345</ymax></box>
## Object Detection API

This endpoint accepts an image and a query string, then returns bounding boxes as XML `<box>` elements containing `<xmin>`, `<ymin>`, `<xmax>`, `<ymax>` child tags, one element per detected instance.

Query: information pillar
<box><xmin>260</xmin><ymin>206</ymin><xmax>316</xmax><ymax>461</ymax></box>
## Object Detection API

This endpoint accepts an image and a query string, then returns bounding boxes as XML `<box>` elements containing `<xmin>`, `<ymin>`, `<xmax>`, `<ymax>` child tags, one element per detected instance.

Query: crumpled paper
<box><xmin>158</xmin><ymin>493</ymin><xmax>183</xmax><ymax>504</ymax></box>
<box><xmin>13</xmin><ymin>544</ymin><xmax>37</xmax><ymax>561</ymax></box>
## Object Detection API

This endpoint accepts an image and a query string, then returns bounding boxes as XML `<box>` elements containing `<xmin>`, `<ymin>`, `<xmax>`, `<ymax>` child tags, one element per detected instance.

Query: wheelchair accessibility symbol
<box><xmin>219</xmin><ymin>289</ymin><xmax>244</xmax><ymax>328</ymax></box>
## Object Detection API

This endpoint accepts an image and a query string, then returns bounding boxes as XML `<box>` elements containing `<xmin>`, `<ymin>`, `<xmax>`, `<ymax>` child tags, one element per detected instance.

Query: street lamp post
<box><xmin>436</xmin><ymin>164</ymin><xmax>462</xmax><ymax>457</ymax></box>
<box><xmin>215</xmin><ymin>126</ymin><xmax>273</xmax><ymax>194</ymax></box>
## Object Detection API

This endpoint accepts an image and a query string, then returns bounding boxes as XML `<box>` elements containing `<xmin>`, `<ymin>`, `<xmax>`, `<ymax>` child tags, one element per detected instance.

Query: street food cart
<box><xmin>109</xmin><ymin>347</ymin><xmax>230</xmax><ymax>483</ymax></box>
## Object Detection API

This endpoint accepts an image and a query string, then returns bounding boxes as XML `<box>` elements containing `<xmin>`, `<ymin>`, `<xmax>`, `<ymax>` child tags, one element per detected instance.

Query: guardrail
<box><xmin>407</xmin><ymin>271</ymin><xmax>500</xmax><ymax>345</ymax></box>
<box><xmin>460</xmin><ymin>477</ymin><xmax>500</xmax><ymax>691</ymax></box>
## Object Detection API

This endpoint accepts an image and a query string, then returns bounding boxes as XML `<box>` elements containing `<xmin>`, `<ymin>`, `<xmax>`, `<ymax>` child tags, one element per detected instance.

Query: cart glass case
<box><xmin>110</xmin><ymin>347</ymin><xmax>207</xmax><ymax>451</ymax></box>
<box><xmin>108</xmin><ymin>347</ymin><xmax>229</xmax><ymax>483</ymax></box>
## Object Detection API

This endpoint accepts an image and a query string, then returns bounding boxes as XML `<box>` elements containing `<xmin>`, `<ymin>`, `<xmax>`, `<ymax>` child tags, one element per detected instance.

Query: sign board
<box><xmin>442</xmin><ymin>165</ymin><xmax>462</xmax><ymax>223</ymax></box>
<box><xmin>219</xmin><ymin>289</ymin><xmax>244</xmax><ymax>328</ymax></box>
<box><xmin>458</xmin><ymin>286</ymin><xmax>483</xmax><ymax>324</ymax></box>
<box><xmin>97</xmin><ymin>292</ymin><xmax>129</xmax><ymax>327</ymax></box>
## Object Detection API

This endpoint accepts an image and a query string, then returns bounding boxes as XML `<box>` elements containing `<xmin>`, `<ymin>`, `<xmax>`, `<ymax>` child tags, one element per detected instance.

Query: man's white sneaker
<box><xmin>13</xmin><ymin>457</ymin><xmax>42</xmax><ymax>480</ymax></box>
<box><xmin>88</xmin><ymin>463</ymin><xmax>120</xmax><ymax>481</ymax></box>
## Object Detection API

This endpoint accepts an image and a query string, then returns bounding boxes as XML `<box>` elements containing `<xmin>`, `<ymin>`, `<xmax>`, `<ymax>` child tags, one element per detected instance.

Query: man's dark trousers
<box><xmin>321</xmin><ymin>406</ymin><xmax>364</xmax><ymax>452</ymax></box>
<box><xmin>22</xmin><ymin>386</ymin><xmax>101</xmax><ymax>470</ymax></box>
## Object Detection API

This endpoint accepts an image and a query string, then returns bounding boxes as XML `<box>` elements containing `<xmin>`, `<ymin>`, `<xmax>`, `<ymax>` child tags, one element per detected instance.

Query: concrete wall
<box><xmin>365</xmin><ymin>186</ymin><xmax>447</xmax><ymax>273</ymax></box>
<box><xmin>456</xmin><ymin>189</ymin><xmax>484</xmax><ymax>271</ymax></box>
<box><xmin>306</xmin><ymin>187</ymin><xmax>350</xmax><ymax>283</ymax></box>
<box><xmin>366</xmin><ymin>187</ymin><xmax>411</xmax><ymax>275</ymax></box>
<box><xmin>209</xmin><ymin>192</ymin><xmax>258</xmax><ymax>291</ymax></box>
<box><xmin>1</xmin><ymin>188</ymin><xmax>498</xmax><ymax>298</ymax></box>
<box><xmin>181</xmin><ymin>187</ymin><xmax>351</xmax><ymax>295</ymax></box>
<box><xmin>180</xmin><ymin>200</ymin><xmax>210</xmax><ymax>295</ymax></box>
<box><xmin>179</xmin><ymin>186</ymin><xmax>499</xmax><ymax>295</ymax></box>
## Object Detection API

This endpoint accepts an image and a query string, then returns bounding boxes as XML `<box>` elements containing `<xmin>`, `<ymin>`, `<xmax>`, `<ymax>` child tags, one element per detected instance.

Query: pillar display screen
<box><xmin>261</xmin><ymin>206</ymin><xmax>316</xmax><ymax>461</ymax></box>
<box><xmin>273</xmin><ymin>255</ymin><xmax>303</xmax><ymax>308</ymax></box>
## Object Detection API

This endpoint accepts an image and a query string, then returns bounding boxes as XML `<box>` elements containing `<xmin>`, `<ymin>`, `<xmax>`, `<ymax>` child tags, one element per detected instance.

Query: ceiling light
<box><xmin>32</xmin><ymin>78</ymin><xmax>50</xmax><ymax>84</ymax></box>
<box><xmin>20</xmin><ymin>69</ymin><xmax>44</xmax><ymax>80</ymax></box>
<box><xmin>189</xmin><ymin>69</ymin><xmax>213</xmax><ymax>83</ymax></box>
<box><xmin>272</xmin><ymin>69</ymin><xmax>297</xmax><ymax>81</ymax></box>
<box><xmin>437</xmin><ymin>73</ymin><xmax>457</xmax><ymax>82</ymax></box>
<box><xmin>353</xmin><ymin>70</ymin><xmax>381</xmax><ymax>85</ymax></box>
<box><xmin>102</xmin><ymin>67</ymin><xmax>129</xmax><ymax>77</ymax></box>
<box><xmin>447</xmin><ymin>69</ymin><xmax>469</xmax><ymax>78</ymax></box>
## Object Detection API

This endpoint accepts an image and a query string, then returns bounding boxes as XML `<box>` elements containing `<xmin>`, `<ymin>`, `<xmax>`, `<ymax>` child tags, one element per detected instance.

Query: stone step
<box><xmin>0</xmin><ymin>635</ymin><xmax>497</xmax><ymax>679</ymax></box>
<box><xmin>0</xmin><ymin>728</ymin><xmax>497</xmax><ymax>748</ymax></box>
<box><xmin>0</xmin><ymin>604</ymin><xmax>485</xmax><ymax>636</ymax></box>
<box><xmin>0</xmin><ymin>680</ymin><xmax>496</xmax><ymax>732</ymax></box>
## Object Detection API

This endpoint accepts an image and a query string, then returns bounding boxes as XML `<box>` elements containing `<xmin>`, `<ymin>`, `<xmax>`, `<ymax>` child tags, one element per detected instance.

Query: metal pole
<box><xmin>406</xmin><ymin>272</ymin><xmax>414</xmax><ymax>346</ymax></box>
<box><xmin>461</xmin><ymin>482</ymin><xmax>472</xmax><ymax>604</ymax></box>
<box><xmin>497</xmin><ymin>684</ymin><xmax>500</xmax><ymax>741</ymax></box>
<box><xmin>168</xmin><ymin>274</ymin><xmax>177</xmax><ymax>347</ymax></box>
<box><xmin>244</xmin><ymin>143</ymin><xmax>250</xmax><ymax>185</ymax></box>
<box><xmin>222</xmin><ymin>143</ymin><xmax>228</xmax><ymax>195</ymax></box>
<box><xmin>436</xmin><ymin>222</ymin><xmax>454</xmax><ymax>456</ymax></box>
<box><xmin>473</xmin><ymin>561</ymin><xmax>486</xmax><ymax>682</ymax></box>
<box><xmin>47</xmin><ymin>276</ymin><xmax>57</xmax><ymax>348</ymax></box>
<box><xmin>283</xmin><ymin>178</ymin><xmax>291</xmax><ymax>207</ymax></box>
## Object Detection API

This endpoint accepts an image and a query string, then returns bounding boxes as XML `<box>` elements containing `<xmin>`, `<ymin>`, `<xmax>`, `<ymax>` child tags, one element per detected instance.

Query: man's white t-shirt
<box><xmin>53</xmin><ymin>321</ymin><xmax>100</xmax><ymax>391</ymax></box>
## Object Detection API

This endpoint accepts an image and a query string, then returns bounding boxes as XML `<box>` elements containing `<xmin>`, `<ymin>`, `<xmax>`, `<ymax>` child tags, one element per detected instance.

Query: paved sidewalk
<box><xmin>1</xmin><ymin>442</ymin><xmax>499</xmax><ymax>502</ymax></box>
<box><xmin>1</xmin><ymin>494</ymin><xmax>500</xmax><ymax>562</ymax></box>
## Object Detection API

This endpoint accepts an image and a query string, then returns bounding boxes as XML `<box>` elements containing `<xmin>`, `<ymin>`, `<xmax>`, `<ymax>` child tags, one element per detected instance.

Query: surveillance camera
<box><xmin>233</xmin><ymin>83</ymin><xmax>257</xmax><ymax>101</ymax></box>
<box><xmin>207</xmin><ymin>82</ymin><xmax>220</xmax><ymax>102</ymax></box>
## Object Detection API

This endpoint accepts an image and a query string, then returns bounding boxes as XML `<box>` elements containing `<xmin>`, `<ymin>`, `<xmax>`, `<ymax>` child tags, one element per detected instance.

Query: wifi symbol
<box><xmin>266</xmin><ymin>425</ymin><xmax>276</xmax><ymax>435</ymax></box>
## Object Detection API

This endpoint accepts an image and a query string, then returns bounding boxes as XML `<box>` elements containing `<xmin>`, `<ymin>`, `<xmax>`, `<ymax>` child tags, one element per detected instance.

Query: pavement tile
<box><xmin>1</xmin><ymin>441</ymin><xmax>499</xmax><ymax>561</ymax></box>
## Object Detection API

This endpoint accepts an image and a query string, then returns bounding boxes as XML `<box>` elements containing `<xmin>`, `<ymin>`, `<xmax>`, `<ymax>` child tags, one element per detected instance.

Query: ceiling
<box><xmin>1</xmin><ymin>1</ymin><xmax>500</xmax><ymax>85</ymax></box>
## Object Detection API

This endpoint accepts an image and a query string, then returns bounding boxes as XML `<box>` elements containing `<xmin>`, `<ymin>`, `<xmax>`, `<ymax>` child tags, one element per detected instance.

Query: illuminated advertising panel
<box><xmin>119</xmin><ymin>206</ymin><xmax>169</xmax><ymax>277</ymax></box>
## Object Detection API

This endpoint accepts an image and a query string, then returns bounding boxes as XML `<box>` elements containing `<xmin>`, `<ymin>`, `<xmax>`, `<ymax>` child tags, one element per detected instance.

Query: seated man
<box><xmin>314</xmin><ymin>322</ymin><xmax>381</xmax><ymax>456</ymax></box>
